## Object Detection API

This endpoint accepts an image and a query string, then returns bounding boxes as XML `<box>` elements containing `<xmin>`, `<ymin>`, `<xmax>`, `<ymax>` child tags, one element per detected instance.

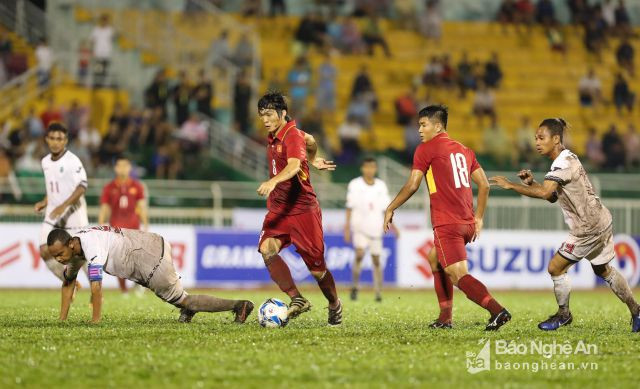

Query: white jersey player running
<box><xmin>490</xmin><ymin>118</ymin><xmax>640</xmax><ymax>332</ymax></box>
<box><xmin>46</xmin><ymin>227</ymin><xmax>254</xmax><ymax>324</ymax></box>
<box><xmin>344</xmin><ymin>158</ymin><xmax>397</xmax><ymax>302</ymax></box>
<box><xmin>34</xmin><ymin>123</ymin><xmax>89</xmax><ymax>283</ymax></box>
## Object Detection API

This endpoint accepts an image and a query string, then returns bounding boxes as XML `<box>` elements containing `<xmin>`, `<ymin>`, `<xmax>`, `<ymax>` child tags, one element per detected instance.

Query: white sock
<box><xmin>551</xmin><ymin>274</ymin><xmax>571</xmax><ymax>313</ymax></box>
<box><xmin>604</xmin><ymin>267</ymin><xmax>640</xmax><ymax>316</ymax></box>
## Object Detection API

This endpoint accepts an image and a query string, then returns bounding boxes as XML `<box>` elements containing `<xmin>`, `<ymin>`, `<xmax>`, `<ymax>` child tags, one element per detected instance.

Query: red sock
<box><xmin>433</xmin><ymin>270</ymin><xmax>453</xmax><ymax>323</ymax></box>
<box><xmin>266</xmin><ymin>255</ymin><xmax>300</xmax><ymax>298</ymax></box>
<box><xmin>317</xmin><ymin>270</ymin><xmax>338</xmax><ymax>305</ymax></box>
<box><xmin>457</xmin><ymin>274</ymin><xmax>503</xmax><ymax>315</ymax></box>
<box><xmin>118</xmin><ymin>278</ymin><xmax>128</xmax><ymax>293</ymax></box>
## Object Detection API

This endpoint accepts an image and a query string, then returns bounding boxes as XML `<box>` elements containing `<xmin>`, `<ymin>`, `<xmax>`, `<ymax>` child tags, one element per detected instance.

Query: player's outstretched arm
<box><xmin>34</xmin><ymin>196</ymin><xmax>47</xmax><ymax>213</ymax></box>
<box><xmin>304</xmin><ymin>132</ymin><xmax>336</xmax><ymax>171</ymax></box>
<box><xmin>59</xmin><ymin>278</ymin><xmax>75</xmax><ymax>321</ymax></box>
<box><xmin>97</xmin><ymin>204</ymin><xmax>110</xmax><ymax>225</ymax></box>
<box><xmin>257</xmin><ymin>158</ymin><xmax>302</xmax><ymax>197</ymax></box>
<box><xmin>489</xmin><ymin>175</ymin><xmax>558</xmax><ymax>202</ymax></box>
<box><xmin>384</xmin><ymin>169</ymin><xmax>423</xmax><ymax>232</ymax></box>
<box><xmin>90</xmin><ymin>280</ymin><xmax>103</xmax><ymax>324</ymax></box>
<box><xmin>49</xmin><ymin>185</ymin><xmax>86</xmax><ymax>220</ymax></box>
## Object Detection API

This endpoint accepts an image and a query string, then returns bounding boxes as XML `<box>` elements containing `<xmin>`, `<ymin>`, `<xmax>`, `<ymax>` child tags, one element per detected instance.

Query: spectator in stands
<box><xmin>483</xmin><ymin>117</ymin><xmax>513</xmax><ymax>167</ymax></box>
<box><xmin>337</xmin><ymin>114</ymin><xmax>362</xmax><ymax>164</ymax></box>
<box><xmin>616</xmin><ymin>37</ymin><xmax>634</xmax><ymax>76</ymax></box>
<box><xmin>177</xmin><ymin>112</ymin><xmax>209</xmax><ymax>153</ymax></box>
<box><xmin>351</xmin><ymin>65</ymin><xmax>376</xmax><ymax>107</ymax></box>
<box><xmin>40</xmin><ymin>97</ymin><xmax>63</xmax><ymax>128</ymax></box>
<box><xmin>145</xmin><ymin>69</ymin><xmax>169</xmax><ymax>115</ymax></box>
<box><xmin>602</xmin><ymin>124</ymin><xmax>625</xmax><ymax>170</ymax></box>
<box><xmin>208</xmin><ymin>30</ymin><xmax>231</xmax><ymax>69</ymax></box>
<box><xmin>422</xmin><ymin>56</ymin><xmax>442</xmax><ymax>87</ymax></box>
<box><xmin>295</xmin><ymin>13</ymin><xmax>325</xmax><ymax>52</ymax></box>
<box><xmin>602</xmin><ymin>0</ymin><xmax>617</xmax><ymax>30</ymax></box>
<box><xmin>241</xmin><ymin>0</ymin><xmax>262</xmax><ymax>17</ymax></box>
<box><xmin>154</xmin><ymin>139</ymin><xmax>182</xmax><ymax>179</ymax></box>
<box><xmin>266</xmin><ymin>68</ymin><xmax>285</xmax><ymax>91</ymax></box>
<box><xmin>394</xmin><ymin>0</ymin><xmax>417</xmax><ymax>30</ymax></box>
<box><xmin>613</xmin><ymin>73</ymin><xmax>635</xmax><ymax>114</ymax></box>
<box><xmin>340</xmin><ymin>17</ymin><xmax>365</xmax><ymax>55</ymax></box>
<box><xmin>316</xmin><ymin>53</ymin><xmax>337</xmax><ymax>113</ymax></box>
<box><xmin>233</xmin><ymin>69</ymin><xmax>252</xmax><ymax>135</ymax></box>
<box><xmin>287</xmin><ymin>55</ymin><xmax>312</xmax><ymax>116</ymax></box>
<box><xmin>269</xmin><ymin>0</ymin><xmax>287</xmax><ymax>17</ymax></box>
<box><xmin>497</xmin><ymin>0</ymin><xmax>517</xmax><ymax>27</ymax></box>
<box><xmin>35</xmin><ymin>39</ymin><xmax>53</xmax><ymax>87</ymax></box>
<box><xmin>172</xmin><ymin>71</ymin><xmax>191</xmax><ymax>126</ymax></box>
<box><xmin>77</xmin><ymin>39</ymin><xmax>91</xmax><ymax>86</ymax></box>
<box><xmin>24</xmin><ymin>107</ymin><xmax>44</xmax><ymax>139</ymax></box>
<box><xmin>233</xmin><ymin>33</ymin><xmax>255</xmax><ymax>69</ymax></box>
<box><xmin>614</xmin><ymin>0</ymin><xmax>631</xmax><ymax>36</ymax></box>
<box><xmin>89</xmin><ymin>14</ymin><xmax>115</xmax><ymax>87</ymax></box>
<box><xmin>483</xmin><ymin>52</ymin><xmax>503</xmax><ymax>89</ymax></box>
<box><xmin>0</xmin><ymin>31</ymin><xmax>11</xmax><ymax>66</ymax></box>
<box><xmin>347</xmin><ymin>93</ymin><xmax>373</xmax><ymax>129</ymax></box>
<box><xmin>578</xmin><ymin>68</ymin><xmax>602</xmax><ymax>108</ymax></box>
<box><xmin>418</xmin><ymin>0</ymin><xmax>442</xmax><ymax>41</ymax></box>
<box><xmin>100</xmin><ymin>121</ymin><xmax>130</xmax><ymax>165</ymax></box>
<box><xmin>394</xmin><ymin>87</ymin><xmax>419</xmax><ymax>126</ymax></box>
<box><xmin>473</xmin><ymin>82</ymin><xmax>496</xmax><ymax>123</ymax></box>
<box><xmin>583</xmin><ymin>18</ymin><xmax>605</xmax><ymax>60</ymax></box>
<box><xmin>65</xmin><ymin>100</ymin><xmax>88</xmax><ymax>140</ymax></box>
<box><xmin>546</xmin><ymin>21</ymin><xmax>567</xmax><ymax>55</ymax></box>
<box><xmin>622</xmin><ymin>124</ymin><xmax>640</xmax><ymax>168</ymax></box>
<box><xmin>535</xmin><ymin>0</ymin><xmax>555</xmax><ymax>25</ymax></box>
<box><xmin>567</xmin><ymin>0</ymin><xmax>588</xmax><ymax>25</ymax></box>
<box><xmin>362</xmin><ymin>14</ymin><xmax>391</xmax><ymax>58</ymax></box>
<box><xmin>584</xmin><ymin>127</ymin><xmax>605</xmax><ymax>169</ymax></box>
<box><xmin>457</xmin><ymin>52</ymin><xmax>477</xmax><ymax>98</ymax></box>
<box><xmin>515</xmin><ymin>0</ymin><xmax>535</xmax><ymax>27</ymax></box>
<box><xmin>440</xmin><ymin>54</ymin><xmax>455</xmax><ymax>89</ymax></box>
<box><xmin>192</xmin><ymin>69</ymin><xmax>213</xmax><ymax>118</ymax></box>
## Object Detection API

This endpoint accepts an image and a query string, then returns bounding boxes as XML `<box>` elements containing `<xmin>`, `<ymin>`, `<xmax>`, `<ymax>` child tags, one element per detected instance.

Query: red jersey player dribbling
<box><xmin>255</xmin><ymin>92</ymin><xmax>343</xmax><ymax>325</ymax></box>
<box><xmin>384</xmin><ymin>105</ymin><xmax>511</xmax><ymax>331</ymax></box>
<box><xmin>98</xmin><ymin>156</ymin><xmax>149</xmax><ymax>293</ymax></box>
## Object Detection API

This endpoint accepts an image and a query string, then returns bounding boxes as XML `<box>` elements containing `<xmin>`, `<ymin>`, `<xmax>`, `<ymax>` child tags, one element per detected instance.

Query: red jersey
<box><xmin>412</xmin><ymin>133</ymin><xmax>481</xmax><ymax>227</ymax></box>
<box><xmin>100</xmin><ymin>178</ymin><xmax>145</xmax><ymax>229</ymax></box>
<box><xmin>266</xmin><ymin>120</ymin><xmax>318</xmax><ymax>215</ymax></box>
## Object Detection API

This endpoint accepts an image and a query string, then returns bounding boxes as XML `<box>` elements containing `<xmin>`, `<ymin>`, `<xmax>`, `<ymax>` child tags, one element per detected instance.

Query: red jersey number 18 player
<box><xmin>384</xmin><ymin>105</ymin><xmax>511</xmax><ymax>331</ymax></box>
<box><xmin>255</xmin><ymin>92</ymin><xmax>343</xmax><ymax>326</ymax></box>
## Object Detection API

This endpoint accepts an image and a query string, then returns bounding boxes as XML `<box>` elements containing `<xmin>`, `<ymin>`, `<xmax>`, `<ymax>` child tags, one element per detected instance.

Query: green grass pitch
<box><xmin>0</xmin><ymin>288</ymin><xmax>638</xmax><ymax>388</ymax></box>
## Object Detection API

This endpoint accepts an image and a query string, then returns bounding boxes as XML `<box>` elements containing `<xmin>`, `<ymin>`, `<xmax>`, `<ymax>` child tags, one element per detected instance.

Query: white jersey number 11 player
<box><xmin>34</xmin><ymin>123</ymin><xmax>89</xmax><ymax>284</ymax></box>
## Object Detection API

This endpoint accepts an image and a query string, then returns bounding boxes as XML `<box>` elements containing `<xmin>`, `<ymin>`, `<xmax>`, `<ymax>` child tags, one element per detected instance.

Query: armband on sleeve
<box><xmin>88</xmin><ymin>264</ymin><xmax>103</xmax><ymax>282</ymax></box>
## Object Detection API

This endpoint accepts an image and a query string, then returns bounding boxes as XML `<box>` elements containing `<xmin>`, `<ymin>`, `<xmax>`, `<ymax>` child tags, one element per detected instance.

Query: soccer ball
<box><xmin>258</xmin><ymin>298</ymin><xmax>289</xmax><ymax>328</ymax></box>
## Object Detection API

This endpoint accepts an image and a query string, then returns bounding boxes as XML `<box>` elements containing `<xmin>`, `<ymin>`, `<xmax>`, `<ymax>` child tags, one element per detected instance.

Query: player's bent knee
<box><xmin>311</xmin><ymin>270</ymin><xmax>326</xmax><ymax>281</ymax></box>
<box><xmin>371</xmin><ymin>255</ymin><xmax>381</xmax><ymax>267</ymax></box>
<box><xmin>592</xmin><ymin>263</ymin><xmax>610</xmax><ymax>278</ymax></box>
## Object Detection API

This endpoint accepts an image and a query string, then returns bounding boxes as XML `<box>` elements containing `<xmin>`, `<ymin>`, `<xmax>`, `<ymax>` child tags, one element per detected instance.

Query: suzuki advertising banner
<box><xmin>397</xmin><ymin>229</ymin><xmax>640</xmax><ymax>289</ymax></box>
<box><xmin>0</xmin><ymin>223</ymin><xmax>196</xmax><ymax>288</ymax></box>
<box><xmin>195</xmin><ymin>229</ymin><xmax>396</xmax><ymax>286</ymax></box>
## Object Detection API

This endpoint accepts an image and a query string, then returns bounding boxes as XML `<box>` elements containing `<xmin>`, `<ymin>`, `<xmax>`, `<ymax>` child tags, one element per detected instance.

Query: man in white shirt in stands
<box><xmin>344</xmin><ymin>157</ymin><xmax>398</xmax><ymax>302</ymax></box>
<box><xmin>89</xmin><ymin>13</ymin><xmax>114</xmax><ymax>87</ymax></box>
<box><xmin>34</xmin><ymin>122</ymin><xmax>89</xmax><ymax>286</ymax></box>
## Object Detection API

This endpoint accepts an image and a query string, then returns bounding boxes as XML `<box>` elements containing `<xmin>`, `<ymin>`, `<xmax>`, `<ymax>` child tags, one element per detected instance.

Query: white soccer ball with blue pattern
<box><xmin>258</xmin><ymin>298</ymin><xmax>289</xmax><ymax>328</ymax></box>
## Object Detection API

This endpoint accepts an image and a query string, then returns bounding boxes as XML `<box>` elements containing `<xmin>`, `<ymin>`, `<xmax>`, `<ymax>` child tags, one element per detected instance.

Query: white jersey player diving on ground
<box><xmin>46</xmin><ymin>227</ymin><xmax>254</xmax><ymax>324</ymax></box>
<box><xmin>34</xmin><ymin>123</ymin><xmax>89</xmax><ymax>283</ymax></box>
<box><xmin>490</xmin><ymin>118</ymin><xmax>640</xmax><ymax>332</ymax></box>
<box><xmin>344</xmin><ymin>158</ymin><xmax>397</xmax><ymax>302</ymax></box>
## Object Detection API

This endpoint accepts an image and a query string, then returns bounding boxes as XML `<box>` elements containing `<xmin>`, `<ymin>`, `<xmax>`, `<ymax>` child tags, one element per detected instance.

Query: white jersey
<box><xmin>544</xmin><ymin>149</ymin><xmax>612</xmax><ymax>237</ymax></box>
<box><xmin>41</xmin><ymin>150</ymin><xmax>88</xmax><ymax>228</ymax></box>
<box><xmin>346</xmin><ymin>177</ymin><xmax>391</xmax><ymax>238</ymax></box>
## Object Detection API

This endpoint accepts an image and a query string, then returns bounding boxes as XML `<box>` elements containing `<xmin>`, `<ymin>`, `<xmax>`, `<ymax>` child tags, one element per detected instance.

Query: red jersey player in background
<box><xmin>384</xmin><ymin>105</ymin><xmax>511</xmax><ymax>331</ymax></box>
<box><xmin>255</xmin><ymin>92</ymin><xmax>343</xmax><ymax>325</ymax></box>
<box><xmin>98</xmin><ymin>155</ymin><xmax>149</xmax><ymax>293</ymax></box>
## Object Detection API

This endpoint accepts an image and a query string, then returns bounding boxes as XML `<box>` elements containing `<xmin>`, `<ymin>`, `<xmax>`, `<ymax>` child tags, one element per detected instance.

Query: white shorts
<box><xmin>39</xmin><ymin>222</ymin><xmax>88</xmax><ymax>246</ymax></box>
<box><xmin>558</xmin><ymin>225</ymin><xmax>615</xmax><ymax>266</ymax></box>
<box><xmin>353</xmin><ymin>232</ymin><xmax>383</xmax><ymax>256</ymax></box>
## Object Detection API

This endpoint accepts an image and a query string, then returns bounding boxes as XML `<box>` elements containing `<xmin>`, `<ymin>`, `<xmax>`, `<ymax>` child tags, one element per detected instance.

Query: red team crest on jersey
<box><xmin>276</xmin><ymin>145</ymin><xmax>282</xmax><ymax>153</ymax></box>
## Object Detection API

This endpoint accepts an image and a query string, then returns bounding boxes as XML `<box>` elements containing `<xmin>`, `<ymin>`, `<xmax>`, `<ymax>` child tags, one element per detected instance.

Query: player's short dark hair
<box><xmin>418</xmin><ymin>105</ymin><xmax>448</xmax><ymax>129</ymax></box>
<box><xmin>258</xmin><ymin>91</ymin><xmax>289</xmax><ymax>118</ymax></box>
<box><xmin>361</xmin><ymin>157</ymin><xmax>377</xmax><ymax>166</ymax></box>
<box><xmin>47</xmin><ymin>229</ymin><xmax>71</xmax><ymax>247</ymax></box>
<box><xmin>539</xmin><ymin>118</ymin><xmax>567</xmax><ymax>143</ymax></box>
<box><xmin>46</xmin><ymin>122</ymin><xmax>68</xmax><ymax>137</ymax></box>
<box><xmin>114</xmin><ymin>155</ymin><xmax>130</xmax><ymax>164</ymax></box>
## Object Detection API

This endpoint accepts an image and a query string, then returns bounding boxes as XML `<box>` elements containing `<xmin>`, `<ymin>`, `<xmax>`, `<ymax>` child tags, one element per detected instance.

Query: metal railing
<box><xmin>0</xmin><ymin>65</ymin><xmax>64</xmax><ymax>120</ymax></box>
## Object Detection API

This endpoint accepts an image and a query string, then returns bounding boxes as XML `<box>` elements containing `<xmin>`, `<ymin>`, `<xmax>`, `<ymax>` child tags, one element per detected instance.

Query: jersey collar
<box><xmin>269</xmin><ymin>120</ymin><xmax>297</xmax><ymax>143</ymax></box>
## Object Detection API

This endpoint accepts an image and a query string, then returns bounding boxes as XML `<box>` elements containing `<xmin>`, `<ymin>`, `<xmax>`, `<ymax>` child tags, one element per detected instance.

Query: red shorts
<box><xmin>258</xmin><ymin>207</ymin><xmax>326</xmax><ymax>272</ymax></box>
<box><xmin>433</xmin><ymin>223</ymin><xmax>475</xmax><ymax>268</ymax></box>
